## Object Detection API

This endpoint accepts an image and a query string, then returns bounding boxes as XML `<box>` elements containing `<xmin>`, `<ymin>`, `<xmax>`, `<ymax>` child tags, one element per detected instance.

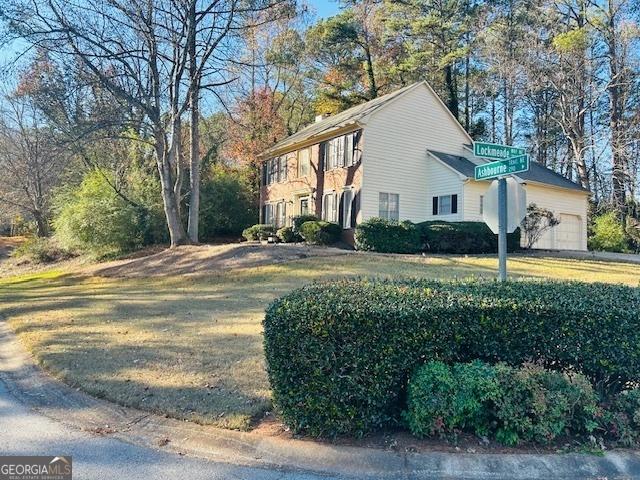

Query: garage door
<box><xmin>555</xmin><ymin>214</ymin><xmax>582</xmax><ymax>250</ymax></box>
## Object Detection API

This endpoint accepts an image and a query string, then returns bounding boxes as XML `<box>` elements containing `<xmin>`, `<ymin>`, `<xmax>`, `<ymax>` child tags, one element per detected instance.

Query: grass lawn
<box><xmin>1</xmin><ymin>252</ymin><xmax>639</xmax><ymax>430</ymax></box>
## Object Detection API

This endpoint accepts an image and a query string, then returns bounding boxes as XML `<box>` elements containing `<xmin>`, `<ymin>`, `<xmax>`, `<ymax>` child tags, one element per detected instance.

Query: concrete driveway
<box><xmin>0</xmin><ymin>380</ymin><xmax>346</xmax><ymax>480</ymax></box>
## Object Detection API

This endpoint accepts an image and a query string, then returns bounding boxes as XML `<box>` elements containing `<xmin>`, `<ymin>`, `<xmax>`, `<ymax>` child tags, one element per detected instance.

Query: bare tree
<box><xmin>3</xmin><ymin>0</ymin><xmax>288</xmax><ymax>246</ymax></box>
<box><xmin>0</xmin><ymin>92</ymin><xmax>69</xmax><ymax>236</ymax></box>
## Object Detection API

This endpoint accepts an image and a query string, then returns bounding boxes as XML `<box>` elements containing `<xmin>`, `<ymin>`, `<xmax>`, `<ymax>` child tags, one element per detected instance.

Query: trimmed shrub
<box><xmin>403</xmin><ymin>361</ymin><xmax>501</xmax><ymax>438</ymax></box>
<box><xmin>354</xmin><ymin>218</ymin><xmax>421</xmax><ymax>253</ymax></box>
<box><xmin>589</xmin><ymin>212</ymin><xmax>628</xmax><ymax>253</ymax></box>
<box><xmin>263</xmin><ymin>279</ymin><xmax>640</xmax><ymax>436</ymax></box>
<box><xmin>292</xmin><ymin>214</ymin><xmax>319</xmax><ymax>232</ymax></box>
<box><xmin>277</xmin><ymin>226</ymin><xmax>300</xmax><ymax>243</ymax></box>
<box><xmin>404</xmin><ymin>361</ymin><xmax>598</xmax><ymax>445</ymax></box>
<box><xmin>242</xmin><ymin>224</ymin><xmax>276</xmax><ymax>241</ymax></box>
<box><xmin>299</xmin><ymin>221</ymin><xmax>341</xmax><ymax>245</ymax></box>
<box><xmin>416</xmin><ymin>221</ymin><xmax>520</xmax><ymax>254</ymax></box>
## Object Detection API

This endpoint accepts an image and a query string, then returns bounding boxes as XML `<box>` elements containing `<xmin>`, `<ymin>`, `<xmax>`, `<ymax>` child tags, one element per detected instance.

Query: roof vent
<box><xmin>315</xmin><ymin>114</ymin><xmax>327</xmax><ymax>123</ymax></box>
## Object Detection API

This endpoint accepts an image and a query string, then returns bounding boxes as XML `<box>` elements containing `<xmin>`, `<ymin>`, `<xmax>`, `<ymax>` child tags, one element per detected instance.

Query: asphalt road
<box><xmin>0</xmin><ymin>381</ymin><xmax>344</xmax><ymax>480</ymax></box>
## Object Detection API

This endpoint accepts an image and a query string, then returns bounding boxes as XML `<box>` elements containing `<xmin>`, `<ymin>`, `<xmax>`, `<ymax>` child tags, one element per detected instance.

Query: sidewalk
<box><xmin>1</xmin><ymin>321</ymin><xmax>639</xmax><ymax>480</ymax></box>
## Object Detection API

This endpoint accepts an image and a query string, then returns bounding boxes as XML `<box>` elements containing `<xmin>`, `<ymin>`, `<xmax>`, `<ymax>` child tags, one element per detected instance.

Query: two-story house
<box><xmin>258</xmin><ymin>81</ymin><xmax>590</xmax><ymax>250</ymax></box>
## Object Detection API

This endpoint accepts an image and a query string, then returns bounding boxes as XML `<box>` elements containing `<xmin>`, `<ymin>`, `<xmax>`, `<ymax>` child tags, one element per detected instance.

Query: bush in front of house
<box><xmin>416</xmin><ymin>221</ymin><xmax>520</xmax><ymax>254</ymax></box>
<box><xmin>354</xmin><ymin>218</ymin><xmax>421</xmax><ymax>253</ymax></box>
<box><xmin>299</xmin><ymin>220</ymin><xmax>341</xmax><ymax>245</ymax></box>
<box><xmin>242</xmin><ymin>224</ymin><xmax>276</xmax><ymax>241</ymax></box>
<box><xmin>277</xmin><ymin>226</ymin><xmax>300</xmax><ymax>243</ymax></box>
<box><xmin>263</xmin><ymin>278</ymin><xmax>640</xmax><ymax>437</ymax></box>
<box><xmin>589</xmin><ymin>212</ymin><xmax>629</xmax><ymax>253</ymax></box>
<box><xmin>404</xmin><ymin>361</ymin><xmax>598</xmax><ymax>445</ymax></box>
<box><xmin>292</xmin><ymin>214</ymin><xmax>319</xmax><ymax>232</ymax></box>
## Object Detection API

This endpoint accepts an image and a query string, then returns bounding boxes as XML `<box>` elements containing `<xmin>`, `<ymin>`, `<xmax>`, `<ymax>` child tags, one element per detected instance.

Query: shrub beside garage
<box><xmin>263</xmin><ymin>278</ymin><xmax>640</xmax><ymax>440</ymax></box>
<box><xmin>354</xmin><ymin>218</ymin><xmax>520</xmax><ymax>254</ymax></box>
<box><xmin>416</xmin><ymin>221</ymin><xmax>520</xmax><ymax>254</ymax></box>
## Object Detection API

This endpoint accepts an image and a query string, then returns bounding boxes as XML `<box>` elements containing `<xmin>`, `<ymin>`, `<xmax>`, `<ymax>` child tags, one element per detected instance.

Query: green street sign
<box><xmin>474</xmin><ymin>155</ymin><xmax>530</xmax><ymax>181</ymax></box>
<box><xmin>474</xmin><ymin>141</ymin><xmax>526</xmax><ymax>161</ymax></box>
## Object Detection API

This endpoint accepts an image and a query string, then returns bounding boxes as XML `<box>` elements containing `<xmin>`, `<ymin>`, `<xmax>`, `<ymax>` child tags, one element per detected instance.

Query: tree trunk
<box><xmin>33</xmin><ymin>211</ymin><xmax>49</xmax><ymax>237</ymax></box>
<box><xmin>444</xmin><ymin>65</ymin><xmax>459</xmax><ymax>120</ymax></box>
<box><xmin>187</xmin><ymin>88</ymin><xmax>201</xmax><ymax>243</ymax></box>
<box><xmin>187</xmin><ymin>0</ymin><xmax>200</xmax><ymax>243</ymax></box>
<box><xmin>364</xmin><ymin>43</ymin><xmax>378</xmax><ymax>100</ymax></box>
<box><xmin>155</xmin><ymin>134</ymin><xmax>188</xmax><ymax>247</ymax></box>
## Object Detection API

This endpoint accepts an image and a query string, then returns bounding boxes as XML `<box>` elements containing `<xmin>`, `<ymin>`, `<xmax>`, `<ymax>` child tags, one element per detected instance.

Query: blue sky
<box><xmin>308</xmin><ymin>0</ymin><xmax>340</xmax><ymax>18</ymax></box>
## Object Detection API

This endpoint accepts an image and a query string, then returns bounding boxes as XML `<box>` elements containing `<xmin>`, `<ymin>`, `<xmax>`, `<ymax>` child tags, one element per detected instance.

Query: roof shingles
<box><xmin>428</xmin><ymin>150</ymin><xmax>589</xmax><ymax>193</ymax></box>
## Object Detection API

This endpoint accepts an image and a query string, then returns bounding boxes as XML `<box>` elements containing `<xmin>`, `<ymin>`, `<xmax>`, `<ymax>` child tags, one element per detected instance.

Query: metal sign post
<box><xmin>473</xmin><ymin>141</ymin><xmax>530</xmax><ymax>282</ymax></box>
<box><xmin>498</xmin><ymin>177</ymin><xmax>507</xmax><ymax>282</ymax></box>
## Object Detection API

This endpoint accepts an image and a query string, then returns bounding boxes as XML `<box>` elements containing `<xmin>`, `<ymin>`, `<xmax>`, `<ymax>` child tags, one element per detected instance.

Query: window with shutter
<box><xmin>433</xmin><ymin>194</ymin><xmax>458</xmax><ymax>216</ymax></box>
<box><xmin>341</xmin><ymin>189</ymin><xmax>353</xmax><ymax>229</ymax></box>
<box><xmin>323</xmin><ymin>192</ymin><xmax>338</xmax><ymax>222</ymax></box>
<box><xmin>345</xmin><ymin>133</ymin><xmax>354</xmax><ymax>166</ymax></box>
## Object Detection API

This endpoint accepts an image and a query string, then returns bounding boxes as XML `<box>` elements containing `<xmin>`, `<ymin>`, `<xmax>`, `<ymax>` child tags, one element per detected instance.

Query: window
<box><xmin>432</xmin><ymin>194</ymin><xmax>458</xmax><ymax>216</ymax></box>
<box><xmin>275</xmin><ymin>201</ymin><xmax>286</xmax><ymax>228</ymax></box>
<box><xmin>322</xmin><ymin>192</ymin><xmax>338</xmax><ymax>222</ymax></box>
<box><xmin>322</xmin><ymin>131</ymin><xmax>360</xmax><ymax>170</ymax></box>
<box><xmin>300</xmin><ymin>197</ymin><xmax>309</xmax><ymax>216</ymax></box>
<box><xmin>298</xmin><ymin>148</ymin><xmax>310</xmax><ymax>177</ymax></box>
<box><xmin>278</xmin><ymin>156</ymin><xmax>287</xmax><ymax>182</ymax></box>
<box><xmin>379</xmin><ymin>192</ymin><xmax>399</xmax><ymax>221</ymax></box>
<box><xmin>263</xmin><ymin>203</ymin><xmax>274</xmax><ymax>225</ymax></box>
<box><xmin>480</xmin><ymin>195</ymin><xmax>484</xmax><ymax>215</ymax></box>
<box><xmin>341</xmin><ymin>189</ymin><xmax>353</xmax><ymax>229</ymax></box>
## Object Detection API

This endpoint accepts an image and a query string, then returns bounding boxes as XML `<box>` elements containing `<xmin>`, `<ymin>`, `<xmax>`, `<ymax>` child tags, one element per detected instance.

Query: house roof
<box><xmin>428</xmin><ymin>150</ymin><xmax>590</xmax><ymax>193</ymax></box>
<box><xmin>260</xmin><ymin>82</ymin><xmax>423</xmax><ymax>158</ymax></box>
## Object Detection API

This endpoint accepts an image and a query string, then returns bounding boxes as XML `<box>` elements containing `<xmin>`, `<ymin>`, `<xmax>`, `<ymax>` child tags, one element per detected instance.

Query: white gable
<box><xmin>360</xmin><ymin>83</ymin><xmax>471</xmax><ymax>221</ymax></box>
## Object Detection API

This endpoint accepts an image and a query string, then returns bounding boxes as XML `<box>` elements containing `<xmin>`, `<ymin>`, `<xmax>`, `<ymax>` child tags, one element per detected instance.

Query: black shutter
<box><xmin>351</xmin><ymin>191</ymin><xmax>360</xmax><ymax>228</ymax></box>
<box><xmin>353</xmin><ymin>130</ymin><xmax>362</xmax><ymax>164</ymax></box>
<box><xmin>320</xmin><ymin>142</ymin><xmax>326</xmax><ymax>171</ymax></box>
<box><xmin>452</xmin><ymin>194</ymin><xmax>458</xmax><ymax>214</ymax></box>
<box><xmin>432</xmin><ymin>196</ymin><xmax>439</xmax><ymax>215</ymax></box>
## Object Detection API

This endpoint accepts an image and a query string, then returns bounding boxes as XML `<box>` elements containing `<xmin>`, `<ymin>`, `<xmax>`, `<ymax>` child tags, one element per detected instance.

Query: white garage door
<box><xmin>555</xmin><ymin>214</ymin><xmax>582</xmax><ymax>250</ymax></box>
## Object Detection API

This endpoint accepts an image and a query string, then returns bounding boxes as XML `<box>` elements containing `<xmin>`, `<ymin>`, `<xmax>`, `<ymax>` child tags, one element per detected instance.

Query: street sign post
<box><xmin>473</xmin><ymin>141</ymin><xmax>530</xmax><ymax>282</ymax></box>
<box><xmin>474</xmin><ymin>155</ymin><xmax>530</xmax><ymax>181</ymax></box>
<box><xmin>473</xmin><ymin>141</ymin><xmax>526</xmax><ymax>161</ymax></box>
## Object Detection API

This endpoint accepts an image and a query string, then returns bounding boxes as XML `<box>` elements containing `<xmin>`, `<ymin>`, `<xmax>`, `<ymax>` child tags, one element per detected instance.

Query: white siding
<box><xmin>424</xmin><ymin>158</ymin><xmax>464</xmax><ymax>221</ymax></box>
<box><xmin>360</xmin><ymin>84</ymin><xmax>471</xmax><ymax>222</ymax></box>
<box><xmin>463</xmin><ymin>180</ymin><xmax>589</xmax><ymax>251</ymax></box>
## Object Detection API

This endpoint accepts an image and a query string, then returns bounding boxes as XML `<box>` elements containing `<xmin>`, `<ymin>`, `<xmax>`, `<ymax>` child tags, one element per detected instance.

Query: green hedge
<box><xmin>263</xmin><ymin>279</ymin><xmax>640</xmax><ymax>436</ymax></box>
<box><xmin>404</xmin><ymin>361</ymin><xmax>598</xmax><ymax>445</ymax></box>
<box><xmin>277</xmin><ymin>227</ymin><xmax>300</xmax><ymax>243</ymax></box>
<box><xmin>292</xmin><ymin>214</ymin><xmax>319</xmax><ymax>232</ymax></box>
<box><xmin>242</xmin><ymin>224</ymin><xmax>276</xmax><ymax>241</ymax></box>
<box><xmin>417</xmin><ymin>221</ymin><xmax>520</xmax><ymax>254</ymax></box>
<box><xmin>354</xmin><ymin>218</ymin><xmax>421</xmax><ymax>253</ymax></box>
<box><xmin>300</xmin><ymin>221</ymin><xmax>341</xmax><ymax>245</ymax></box>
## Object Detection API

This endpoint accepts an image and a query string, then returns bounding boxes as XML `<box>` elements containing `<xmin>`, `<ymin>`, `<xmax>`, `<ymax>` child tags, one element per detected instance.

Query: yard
<box><xmin>1</xmin><ymin>247</ymin><xmax>639</xmax><ymax>431</ymax></box>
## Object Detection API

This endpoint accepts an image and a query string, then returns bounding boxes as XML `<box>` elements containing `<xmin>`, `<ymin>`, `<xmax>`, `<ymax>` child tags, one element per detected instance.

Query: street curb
<box><xmin>1</xmin><ymin>321</ymin><xmax>640</xmax><ymax>479</ymax></box>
